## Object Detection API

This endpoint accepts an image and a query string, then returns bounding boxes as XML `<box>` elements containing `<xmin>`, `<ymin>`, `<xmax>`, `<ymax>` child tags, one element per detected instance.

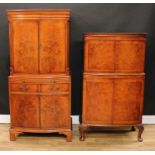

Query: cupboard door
<box><xmin>11</xmin><ymin>21</ymin><xmax>38</xmax><ymax>73</ymax></box>
<box><xmin>84</xmin><ymin>40</ymin><xmax>115</xmax><ymax>72</ymax></box>
<box><xmin>83</xmin><ymin>77</ymin><xmax>113</xmax><ymax>124</ymax></box>
<box><xmin>115</xmin><ymin>41</ymin><xmax>145</xmax><ymax>73</ymax></box>
<box><xmin>40</xmin><ymin>95</ymin><xmax>70</xmax><ymax>129</ymax></box>
<box><xmin>10</xmin><ymin>95</ymin><xmax>39</xmax><ymax>128</ymax></box>
<box><xmin>39</xmin><ymin>20</ymin><xmax>67</xmax><ymax>73</ymax></box>
<box><xmin>113</xmin><ymin>78</ymin><xmax>144</xmax><ymax>124</ymax></box>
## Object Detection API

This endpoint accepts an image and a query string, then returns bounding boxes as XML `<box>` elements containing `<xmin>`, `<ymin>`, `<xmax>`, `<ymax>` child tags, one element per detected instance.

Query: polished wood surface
<box><xmin>40</xmin><ymin>95</ymin><xmax>70</xmax><ymax>129</ymax></box>
<box><xmin>113</xmin><ymin>78</ymin><xmax>144</xmax><ymax>124</ymax></box>
<box><xmin>8</xmin><ymin>10</ymin><xmax>72</xmax><ymax>141</ymax></box>
<box><xmin>0</xmin><ymin>124</ymin><xmax>155</xmax><ymax>151</ymax></box>
<box><xmin>39</xmin><ymin>20</ymin><xmax>67</xmax><ymax>74</ymax></box>
<box><xmin>8</xmin><ymin>9</ymin><xmax>70</xmax><ymax>75</ymax></box>
<box><xmin>10</xmin><ymin>95</ymin><xmax>40</xmax><ymax>128</ymax></box>
<box><xmin>81</xmin><ymin>33</ymin><xmax>146</xmax><ymax>142</ymax></box>
<box><xmin>83</xmin><ymin>77</ymin><xmax>113</xmax><ymax>124</ymax></box>
<box><xmin>11</xmin><ymin>21</ymin><xmax>38</xmax><ymax>74</ymax></box>
<box><xmin>84</xmin><ymin>34</ymin><xmax>146</xmax><ymax>73</ymax></box>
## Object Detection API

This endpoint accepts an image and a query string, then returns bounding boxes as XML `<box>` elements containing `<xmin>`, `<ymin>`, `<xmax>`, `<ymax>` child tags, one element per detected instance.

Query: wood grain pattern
<box><xmin>8</xmin><ymin>10</ymin><xmax>72</xmax><ymax>142</ymax></box>
<box><xmin>83</xmin><ymin>77</ymin><xmax>113</xmax><ymax>124</ymax></box>
<box><xmin>11</xmin><ymin>83</ymin><xmax>38</xmax><ymax>92</ymax></box>
<box><xmin>81</xmin><ymin>33</ymin><xmax>146</xmax><ymax>142</ymax></box>
<box><xmin>40</xmin><ymin>95</ymin><xmax>70</xmax><ymax>129</ymax></box>
<box><xmin>115</xmin><ymin>41</ymin><xmax>145</xmax><ymax>73</ymax></box>
<box><xmin>113</xmin><ymin>78</ymin><xmax>144</xmax><ymax>124</ymax></box>
<box><xmin>12</xmin><ymin>21</ymin><xmax>38</xmax><ymax>73</ymax></box>
<box><xmin>41</xmin><ymin>83</ymin><xmax>69</xmax><ymax>93</ymax></box>
<box><xmin>84</xmin><ymin>36</ymin><xmax>146</xmax><ymax>73</ymax></box>
<box><xmin>85</xmin><ymin>40</ymin><xmax>115</xmax><ymax>72</ymax></box>
<box><xmin>39</xmin><ymin>20</ymin><xmax>67</xmax><ymax>73</ymax></box>
<box><xmin>10</xmin><ymin>94</ymin><xmax>40</xmax><ymax>128</ymax></box>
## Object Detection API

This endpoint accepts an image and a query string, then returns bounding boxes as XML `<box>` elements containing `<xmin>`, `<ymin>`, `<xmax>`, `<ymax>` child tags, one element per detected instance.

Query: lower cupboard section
<box><xmin>10</xmin><ymin>94</ymin><xmax>71</xmax><ymax>129</ymax></box>
<box><xmin>11</xmin><ymin>95</ymin><xmax>40</xmax><ymax>128</ymax></box>
<box><xmin>82</xmin><ymin>75</ymin><xmax>144</xmax><ymax>125</ymax></box>
<box><xmin>40</xmin><ymin>95</ymin><xmax>70</xmax><ymax>129</ymax></box>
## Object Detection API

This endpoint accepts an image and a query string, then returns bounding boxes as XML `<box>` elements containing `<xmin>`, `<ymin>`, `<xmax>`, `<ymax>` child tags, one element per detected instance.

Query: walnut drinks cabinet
<box><xmin>8</xmin><ymin>10</ymin><xmax>72</xmax><ymax>141</ymax></box>
<box><xmin>80</xmin><ymin>33</ymin><xmax>146</xmax><ymax>142</ymax></box>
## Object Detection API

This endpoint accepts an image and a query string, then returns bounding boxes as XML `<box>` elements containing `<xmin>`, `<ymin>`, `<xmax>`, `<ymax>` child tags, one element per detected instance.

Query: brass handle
<box><xmin>19</xmin><ymin>86</ymin><xmax>23</xmax><ymax>91</ymax></box>
<box><xmin>25</xmin><ymin>86</ymin><xmax>29</xmax><ymax>91</ymax></box>
<box><xmin>51</xmin><ymin>85</ymin><xmax>59</xmax><ymax>91</ymax></box>
<box><xmin>55</xmin><ymin>87</ymin><xmax>59</xmax><ymax>91</ymax></box>
<box><xmin>19</xmin><ymin>85</ymin><xmax>29</xmax><ymax>91</ymax></box>
<box><xmin>40</xmin><ymin>109</ymin><xmax>44</xmax><ymax>113</ymax></box>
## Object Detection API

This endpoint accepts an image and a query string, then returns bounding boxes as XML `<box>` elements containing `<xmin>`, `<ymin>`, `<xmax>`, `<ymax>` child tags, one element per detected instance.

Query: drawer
<box><xmin>10</xmin><ymin>83</ymin><xmax>38</xmax><ymax>92</ymax></box>
<box><xmin>41</xmin><ymin>82</ymin><xmax>69</xmax><ymax>93</ymax></box>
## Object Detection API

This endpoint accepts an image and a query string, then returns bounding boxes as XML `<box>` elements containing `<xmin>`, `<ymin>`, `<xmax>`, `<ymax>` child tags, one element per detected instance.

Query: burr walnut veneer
<box><xmin>80</xmin><ymin>33</ymin><xmax>146</xmax><ymax>142</ymax></box>
<box><xmin>8</xmin><ymin>10</ymin><xmax>72</xmax><ymax>141</ymax></box>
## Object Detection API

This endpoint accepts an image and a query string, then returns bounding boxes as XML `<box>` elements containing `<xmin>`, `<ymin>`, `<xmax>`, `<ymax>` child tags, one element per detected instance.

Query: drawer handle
<box><xmin>51</xmin><ymin>86</ymin><xmax>59</xmax><ymax>91</ymax></box>
<box><xmin>19</xmin><ymin>85</ymin><xmax>29</xmax><ymax>91</ymax></box>
<box><xmin>19</xmin><ymin>86</ymin><xmax>24</xmax><ymax>91</ymax></box>
<box><xmin>25</xmin><ymin>86</ymin><xmax>29</xmax><ymax>91</ymax></box>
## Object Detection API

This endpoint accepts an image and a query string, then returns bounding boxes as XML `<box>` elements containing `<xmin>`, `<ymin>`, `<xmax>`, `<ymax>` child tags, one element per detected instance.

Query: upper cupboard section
<box><xmin>84</xmin><ymin>33</ymin><xmax>146</xmax><ymax>73</ymax></box>
<box><xmin>8</xmin><ymin>10</ymin><xmax>70</xmax><ymax>74</ymax></box>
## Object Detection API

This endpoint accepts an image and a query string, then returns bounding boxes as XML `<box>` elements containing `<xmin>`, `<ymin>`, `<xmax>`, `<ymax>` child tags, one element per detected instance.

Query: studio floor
<box><xmin>0</xmin><ymin>124</ymin><xmax>155</xmax><ymax>151</ymax></box>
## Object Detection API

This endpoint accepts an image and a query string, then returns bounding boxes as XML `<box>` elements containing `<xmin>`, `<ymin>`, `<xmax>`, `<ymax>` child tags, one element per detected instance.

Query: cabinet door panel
<box><xmin>83</xmin><ymin>77</ymin><xmax>113</xmax><ymax>124</ymax></box>
<box><xmin>40</xmin><ymin>95</ymin><xmax>70</xmax><ymax>129</ymax></box>
<box><xmin>12</xmin><ymin>21</ymin><xmax>38</xmax><ymax>73</ymax></box>
<box><xmin>113</xmin><ymin>78</ymin><xmax>144</xmax><ymax>124</ymax></box>
<box><xmin>84</xmin><ymin>40</ymin><xmax>115</xmax><ymax>72</ymax></box>
<box><xmin>39</xmin><ymin>20</ymin><xmax>67</xmax><ymax>73</ymax></box>
<box><xmin>115</xmin><ymin>41</ymin><xmax>145</xmax><ymax>73</ymax></box>
<box><xmin>10</xmin><ymin>95</ymin><xmax>39</xmax><ymax>128</ymax></box>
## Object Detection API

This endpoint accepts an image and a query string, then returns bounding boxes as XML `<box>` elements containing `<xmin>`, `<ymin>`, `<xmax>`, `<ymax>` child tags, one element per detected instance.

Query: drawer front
<box><xmin>41</xmin><ymin>82</ymin><xmax>69</xmax><ymax>93</ymax></box>
<box><xmin>10</xmin><ymin>83</ymin><xmax>38</xmax><ymax>93</ymax></box>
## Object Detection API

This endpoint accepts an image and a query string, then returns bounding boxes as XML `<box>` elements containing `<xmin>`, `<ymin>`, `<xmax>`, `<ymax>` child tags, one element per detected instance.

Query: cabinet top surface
<box><xmin>7</xmin><ymin>9</ymin><xmax>71</xmax><ymax>19</ymax></box>
<box><xmin>85</xmin><ymin>33</ymin><xmax>147</xmax><ymax>38</ymax></box>
<box><xmin>7</xmin><ymin>9</ymin><xmax>71</xmax><ymax>14</ymax></box>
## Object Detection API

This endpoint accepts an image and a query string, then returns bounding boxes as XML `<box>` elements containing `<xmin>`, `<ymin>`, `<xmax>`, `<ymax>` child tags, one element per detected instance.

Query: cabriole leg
<box><xmin>79</xmin><ymin>125</ymin><xmax>86</xmax><ymax>141</ymax></box>
<box><xmin>131</xmin><ymin>126</ymin><xmax>136</xmax><ymax>131</ymax></box>
<box><xmin>10</xmin><ymin>131</ymin><xmax>16</xmax><ymax>141</ymax></box>
<box><xmin>137</xmin><ymin>124</ymin><xmax>144</xmax><ymax>142</ymax></box>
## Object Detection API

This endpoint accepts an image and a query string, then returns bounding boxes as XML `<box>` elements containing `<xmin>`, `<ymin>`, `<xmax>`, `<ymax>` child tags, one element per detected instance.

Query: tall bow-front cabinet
<box><xmin>80</xmin><ymin>33</ymin><xmax>146</xmax><ymax>142</ymax></box>
<box><xmin>8</xmin><ymin>10</ymin><xmax>72</xmax><ymax>141</ymax></box>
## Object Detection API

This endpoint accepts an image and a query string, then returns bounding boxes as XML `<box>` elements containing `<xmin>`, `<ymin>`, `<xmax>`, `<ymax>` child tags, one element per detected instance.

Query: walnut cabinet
<box><xmin>80</xmin><ymin>33</ymin><xmax>146</xmax><ymax>142</ymax></box>
<box><xmin>8</xmin><ymin>10</ymin><xmax>72</xmax><ymax>141</ymax></box>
